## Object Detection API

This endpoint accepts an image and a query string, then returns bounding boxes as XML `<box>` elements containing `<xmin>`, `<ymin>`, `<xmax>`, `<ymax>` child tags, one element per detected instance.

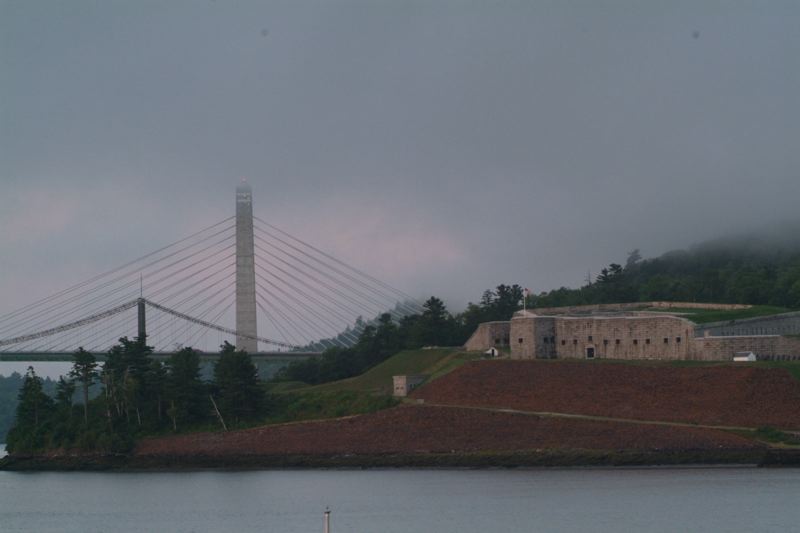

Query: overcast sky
<box><xmin>2</xmin><ymin>0</ymin><xmax>799</xmax><ymax>315</ymax></box>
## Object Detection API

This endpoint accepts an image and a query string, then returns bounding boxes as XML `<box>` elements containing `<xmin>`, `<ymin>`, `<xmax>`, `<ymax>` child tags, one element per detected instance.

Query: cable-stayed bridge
<box><xmin>0</xmin><ymin>183</ymin><xmax>422</xmax><ymax>361</ymax></box>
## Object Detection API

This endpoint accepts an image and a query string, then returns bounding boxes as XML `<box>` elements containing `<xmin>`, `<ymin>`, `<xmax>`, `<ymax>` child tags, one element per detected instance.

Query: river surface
<box><xmin>0</xmin><ymin>360</ymin><xmax>286</xmax><ymax>381</ymax></box>
<box><xmin>0</xmin><ymin>466</ymin><xmax>798</xmax><ymax>532</ymax></box>
<box><xmin>0</xmin><ymin>362</ymin><xmax>73</xmax><ymax>380</ymax></box>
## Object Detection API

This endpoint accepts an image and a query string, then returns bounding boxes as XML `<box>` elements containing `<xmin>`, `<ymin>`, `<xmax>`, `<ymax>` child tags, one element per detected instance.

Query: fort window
<box><xmin>645</xmin><ymin>338</ymin><xmax>651</xmax><ymax>344</ymax></box>
<box><xmin>603</xmin><ymin>339</ymin><xmax>609</xmax><ymax>346</ymax></box>
<box><xmin>663</xmin><ymin>338</ymin><xmax>669</xmax><ymax>344</ymax></box>
<box><xmin>633</xmin><ymin>339</ymin><xmax>638</xmax><ymax>345</ymax></box>
<box><xmin>494</xmin><ymin>338</ymin><xmax>500</xmax><ymax>345</ymax></box>
<box><xmin>615</xmin><ymin>339</ymin><xmax>621</xmax><ymax>345</ymax></box>
<box><xmin>518</xmin><ymin>338</ymin><xmax>523</xmax><ymax>344</ymax></box>
<box><xmin>561</xmin><ymin>340</ymin><xmax>566</xmax><ymax>346</ymax></box>
<box><xmin>588</xmin><ymin>335</ymin><xmax>593</xmax><ymax>342</ymax></box>
<box><xmin>573</xmin><ymin>339</ymin><xmax>578</xmax><ymax>345</ymax></box>
<box><xmin>543</xmin><ymin>337</ymin><xmax>549</xmax><ymax>344</ymax></box>
<box><xmin>550</xmin><ymin>336</ymin><xmax>556</xmax><ymax>343</ymax></box>
<box><xmin>676</xmin><ymin>337</ymin><xmax>681</xmax><ymax>343</ymax></box>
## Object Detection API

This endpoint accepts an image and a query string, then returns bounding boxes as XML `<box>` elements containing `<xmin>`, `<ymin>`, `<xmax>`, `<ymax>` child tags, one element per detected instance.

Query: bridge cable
<box><xmin>0</xmin><ymin>217</ymin><xmax>234</xmax><ymax>323</ymax></box>
<box><xmin>254</xmin><ymin>216</ymin><xmax>420</xmax><ymax>304</ymax></box>
<box><xmin>253</xmin><ymin>281</ymin><xmax>341</xmax><ymax>349</ymax></box>
<box><xmin>253</xmin><ymin>260</ymin><xmax>364</xmax><ymax>339</ymax></box>
<box><xmin>254</xmin><ymin>272</ymin><xmax>355</xmax><ymax>345</ymax></box>
<box><xmin>0</xmin><ymin>226</ymin><xmax>235</xmax><ymax>335</ymax></box>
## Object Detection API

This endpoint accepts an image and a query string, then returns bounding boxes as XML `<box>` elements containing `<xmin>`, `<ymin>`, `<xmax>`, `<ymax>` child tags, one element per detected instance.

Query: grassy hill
<box><xmin>260</xmin><ymin>348</ymin><xmax>481</xmax><ymax>425</ymax></box>
<box><xmin>284</xmin><ymin>348</ymin><xmax>477</xmax><ymax>394</ymax></box>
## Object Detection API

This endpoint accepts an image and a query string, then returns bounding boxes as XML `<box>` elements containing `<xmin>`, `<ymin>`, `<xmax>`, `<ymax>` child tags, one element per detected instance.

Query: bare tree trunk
<box><xmin>209</xmin><ymin>395</ymin><xmax>228</xmax><ymax>432</ymax></box>
<box><xmin>83</xmin><ymin>382</ymin><xmax>89</xmax><ymax>425</ymax></box>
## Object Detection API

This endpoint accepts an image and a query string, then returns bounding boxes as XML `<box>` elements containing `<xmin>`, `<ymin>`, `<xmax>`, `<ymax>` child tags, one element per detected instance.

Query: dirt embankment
<box><xmin>134</xmin><ymin>405</ymin><xmax>760</xmax><ymax>459</ymax></box>
<box><xmin>411</xmin><ymin>360</ymin><xmax>800</xmax><ymax>429</ymax></box>
<box><xmin>10</xmin><ymin>360</ymin><xmax>800</xmax><ymax>470</ymax></box>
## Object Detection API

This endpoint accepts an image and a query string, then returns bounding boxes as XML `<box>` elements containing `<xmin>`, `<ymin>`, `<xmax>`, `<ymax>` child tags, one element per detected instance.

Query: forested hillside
<box><xmin>1</xmin><ymin>373</ymin><xmax>57</xmax><ymax>443</ymax></box>
<box><xmin>530</xmin><ymin>231</ymin><xmax>800</xmax><ymax>309</ymax></box>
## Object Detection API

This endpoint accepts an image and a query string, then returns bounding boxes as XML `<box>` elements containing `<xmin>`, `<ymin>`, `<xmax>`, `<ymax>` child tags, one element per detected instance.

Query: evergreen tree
<box><xmin>6</xmin><ymin>367</ymin><xmax>55</xmax><ymax>453</ymax></box>
<box><xmin>15</xmin><ymin>367</ymin><xmax>53</xmax><ymax>430</ymax></box>
<box><xmin>55</xmin><ymin>376</ymin><xmax>76</xmax><ymax>419</ymax></box>
<box><xmin>69</xmin><ymin>347</ymin><xmax>97</xmax><ymax>424</ymax></box>
<box><xmin>102</xmin><ymin>337</ymin><xmax>154</xmax><ymax>426</ymax></box>
<box><xmin>166</xmin><ymin>347</ymin><xmax>207</xmax><ymax>430</ymax></box>
<box><xmin>212</xmin><ymin>342</ymin><xmax>264</xmax><ymax>424</ymax></box>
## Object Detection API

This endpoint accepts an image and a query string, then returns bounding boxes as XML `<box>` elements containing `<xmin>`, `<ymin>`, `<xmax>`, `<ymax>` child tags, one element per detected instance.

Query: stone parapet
<box><xmin>528</xmin><ymin>301</ymin><xmax>750</xmax><ymax>316</ymax></box>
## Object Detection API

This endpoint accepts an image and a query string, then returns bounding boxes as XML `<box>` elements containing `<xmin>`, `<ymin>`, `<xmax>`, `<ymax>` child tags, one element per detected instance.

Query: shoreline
<box><xmin>3</xmin><ymin>448</ymin><xmax>800</xmax><ymax>472</ymax></box>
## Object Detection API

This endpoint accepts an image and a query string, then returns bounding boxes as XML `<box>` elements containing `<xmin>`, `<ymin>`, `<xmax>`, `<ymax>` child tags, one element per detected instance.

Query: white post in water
<box><xmin>323</xmin><ymin>507</ymin><xmax>331</xmax><ymax>533</ymax></box>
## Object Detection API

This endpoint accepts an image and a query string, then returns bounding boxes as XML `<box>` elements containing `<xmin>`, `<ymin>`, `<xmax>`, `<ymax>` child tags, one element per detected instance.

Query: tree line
<box><xmin>6</xmin><ymin>339</ymin><xmax>264</xmax><ymax>454</ymax></box>
<box><xmin>276</xmin><ymin>285</ymin><xmax>525</xmax><ymax>384</ymax></box>
<box><xmin>531</xmin><ymin>238</ymin><xmax>800</xmax><ymax>309</ymax></box>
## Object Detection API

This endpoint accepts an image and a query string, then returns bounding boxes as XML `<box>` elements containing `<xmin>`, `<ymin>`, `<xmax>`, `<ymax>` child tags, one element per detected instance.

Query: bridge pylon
<box><xmin>137</xmin><ymin>297</ymin><xmax>146</xmax><ymax>341</ymax></box>
<box><xmin>235</xmin><ymin>181</ymin><xmax>258</xmax><ymax>353</ymax></box>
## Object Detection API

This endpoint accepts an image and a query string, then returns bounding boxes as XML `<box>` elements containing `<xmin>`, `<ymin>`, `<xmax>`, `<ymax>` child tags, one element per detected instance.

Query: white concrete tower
<box><xmin>235</xmin><ymin>181</ymin><xmax>258</xmax><ymax>353</ymax></box>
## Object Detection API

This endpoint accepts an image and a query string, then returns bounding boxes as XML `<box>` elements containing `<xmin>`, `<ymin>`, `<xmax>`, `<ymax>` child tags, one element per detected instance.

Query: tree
<box><xmin>492</xmin><ymin>284</ymin><xmax>524</xmax><ymax>319</ymax></box>
<box><xmin>166</xmin><ymin>347</ymin><xmax>207</xmax><ymax>431</ymax></box>
<box><xmin>626</xmin><ymin>249</ymin><xmax>642</xmax><ymax>269</ymax></box>
<box><xmin>69</xmin><ymin>347</ymin><xmax>98</xmax><ymax>424</ymax></box>
<box><xmin>5</xmin><ymin>367</ymin><xmax>55</xmax><ymax>453</ymax></box>
<box><xmin>102</xmin><ymin>337</ymin><xmax>154</xmax><ymax>426</ymax></box>
<box><xmin>212</xmin><ymin>342</ymin><xmax>264</xmax><ymax>424</ymax></box>
<box><xmin>15</xmin><ymin>367</ymin><xmax>53</xmax><ymax>430</ymax></box>
<box><xmin>55</xmin><ymin>376</ymin><xmax>76</xmax><ymax>419</ymax></box>
<box><xmin>407</xmin><ymin>296</ymin><xmax>455</xmax><ymax>347</ymax></box>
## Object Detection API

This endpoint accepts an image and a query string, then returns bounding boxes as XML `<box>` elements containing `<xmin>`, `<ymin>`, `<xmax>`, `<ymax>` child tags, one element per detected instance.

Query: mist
<box><xmin>2</xmin><ymin>1</ymin><xmax>799</xmax><ymax>314</ymax></box>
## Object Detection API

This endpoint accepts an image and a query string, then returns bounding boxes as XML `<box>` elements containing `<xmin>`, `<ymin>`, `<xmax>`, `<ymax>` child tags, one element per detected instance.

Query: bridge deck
<box><xmin>0</xmin><ymin>352</ymin><xmax>321</xmax><ymax>362</ymax></box>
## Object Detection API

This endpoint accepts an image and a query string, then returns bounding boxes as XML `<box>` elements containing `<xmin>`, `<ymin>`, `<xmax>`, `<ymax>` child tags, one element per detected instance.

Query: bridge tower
<box><xmin>137</xmin><ymin>297</ymin><xmax>146</xmax><ymax>341</ymax></box>
<box><xmin>235</xmin><ymin>181</ymin><xmax>258</xmax><ymax>353</ymax></box>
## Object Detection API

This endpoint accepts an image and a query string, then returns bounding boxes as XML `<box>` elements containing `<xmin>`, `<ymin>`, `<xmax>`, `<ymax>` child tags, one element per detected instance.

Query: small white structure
<box><xmin>733</xmin><ymin>351</ymin><xmax>757</xmax><ymax>362</ymax></box>
<box><xmin>393</xmin><ymin>375</ymin><xmax>427</xmax><ymax>397</ymax></box>
<box><xmin>485</xmin><ymin>347</ymin><xmax>500</xmax><ymax>357</ymax></box>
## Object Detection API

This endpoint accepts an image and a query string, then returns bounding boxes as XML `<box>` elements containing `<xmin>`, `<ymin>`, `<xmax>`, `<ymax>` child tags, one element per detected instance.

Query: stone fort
<box><xmin>464</xmin><ymin>301</ymin><xmax>800</xmax><ymax>361</ymax></box>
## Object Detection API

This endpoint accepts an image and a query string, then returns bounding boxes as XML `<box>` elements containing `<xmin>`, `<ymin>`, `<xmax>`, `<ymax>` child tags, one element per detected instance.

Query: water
<box><xmin>0</xmin><ymin>362</ymin><xmax>72</xmax><ymax>380</ymax></box>
<box><xmin>0</xmin><ymin>468</ymin><xmax>798</xmax><ymax>532</ymax></box>
<box><xmin>0</xmin><ymin>360</ymin><xmax>288</xmax><ymax>381</ymax></box>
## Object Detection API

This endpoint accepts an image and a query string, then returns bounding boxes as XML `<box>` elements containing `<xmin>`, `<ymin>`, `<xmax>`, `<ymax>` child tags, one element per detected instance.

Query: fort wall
<box><xmin>510</xmin><ymin>315</ymin><xmax>693</xmax><ymax>360</ymax></box>
<box><xmin>692</xmin><ymin>335</ymin><xmax>800</xmax><ymax>361</ymax></box>
<box><xmin>471</xmin><ymin>302</ymin><xmax>800</xmax><ymax>362</ymax></box>
<box><xmin>463</xmin><ymin>321</ymin><xmax>510</xmax><ymax>352</ymax></box>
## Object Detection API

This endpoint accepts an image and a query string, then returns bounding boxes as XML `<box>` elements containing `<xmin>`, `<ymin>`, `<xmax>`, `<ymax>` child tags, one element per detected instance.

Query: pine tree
<box><xmin>166</xmin><ymin>347</ymin><xmax>207</xmax><ymax>431</ymax></box>
<box><xmin>212</xmin><ymin>342</ymin><xmax>264</xmax><ymax>424</ymax></box>
<box><xmin>69</xmin><ymin>347</ymin><xmax>98</xmax><ymax>425</ymax></box>
<box><xmin>6</xmin><ymin>367</ymin><xmax>55</xmax><ymax>453</ymax></box>
<box><xmin>55</xmin><ymin>376</ymin><xmax>76</xmax><ymax>420</ymax></box>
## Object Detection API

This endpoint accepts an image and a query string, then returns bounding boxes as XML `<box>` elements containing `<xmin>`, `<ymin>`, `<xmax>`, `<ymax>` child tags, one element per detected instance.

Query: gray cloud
<box><xmin>2</xmin><ymin>0</ymin><xmax>799</xmax><ymax>314</ymax></box>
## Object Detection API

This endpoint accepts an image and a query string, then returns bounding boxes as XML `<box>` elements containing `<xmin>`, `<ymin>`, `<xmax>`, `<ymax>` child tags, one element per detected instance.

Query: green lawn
<box><xmin>299</xmin><ymin>348</ymin><xmax>477</xmax><ymax>394</ymax></box>
<box><xmin>646</xmin><ymin>305</ymin><xmax>794</xmax><ymax>324</ymax></box>
<box><xmin>256</xmin><ymin>348</ymin><xmax>480</xmax><ymax>425</ymax></box>
<box><xmin>263</xmin><ymin>389</ymin><xmax>399</xmax><ymax>425</ymax></box>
